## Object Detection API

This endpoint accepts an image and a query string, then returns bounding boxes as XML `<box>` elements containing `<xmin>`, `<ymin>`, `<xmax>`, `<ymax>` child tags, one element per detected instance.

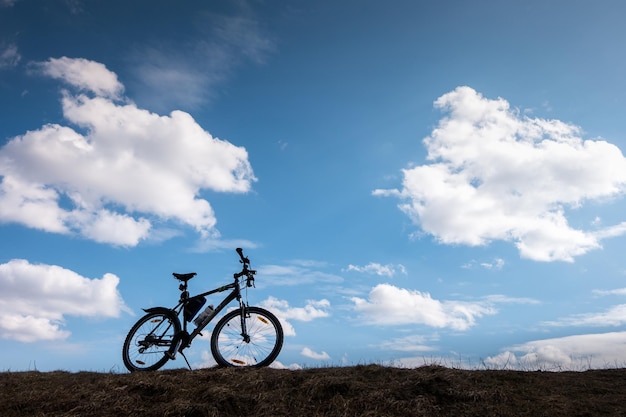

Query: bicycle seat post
<box><xmin>179</xmin><ymin>282</ymin><xmax>189</xmax><ymax>302</ymax></box>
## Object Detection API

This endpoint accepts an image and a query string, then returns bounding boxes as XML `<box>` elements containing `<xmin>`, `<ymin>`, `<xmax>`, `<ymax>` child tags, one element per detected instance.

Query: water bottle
<box><xmin>193</xmin><ymin>305</ymin><xmax>214</xmax><ymax>327</ymax></box>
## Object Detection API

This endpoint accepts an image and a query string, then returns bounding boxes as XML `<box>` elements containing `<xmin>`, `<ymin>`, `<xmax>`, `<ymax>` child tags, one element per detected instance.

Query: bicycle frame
<box><xmin>123</xmin><ymin>248</ymin><xmax>283</xmax><ymax>371</ymax></box>
<box><xmin>188</xmin><ymin>279</ymin><xmax>245</xmax><ymax>339</ymax></box>
<box><xmin>153</xmin><ymin>272</ymin><xmax>252</xmax><ymax>360</ymax></box>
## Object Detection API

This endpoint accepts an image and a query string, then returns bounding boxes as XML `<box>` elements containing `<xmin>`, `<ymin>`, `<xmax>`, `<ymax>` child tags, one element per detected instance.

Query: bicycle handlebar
<box><xmin>236</xmin><ymin>247</ymin><xmax>249</xmax><ymax>264</ymax></box>
<box><xmin>234</xmin><ymin>248</ymin><xmax>256</xmax><ymax>287</ymax></box>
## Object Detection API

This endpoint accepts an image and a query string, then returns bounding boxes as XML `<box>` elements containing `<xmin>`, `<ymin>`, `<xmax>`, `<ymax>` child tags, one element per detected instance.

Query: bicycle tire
<box><xmin>210</xmin><ymin>306</ymin><xmax>283</xmax><ymax>367</ymax></box>
<box><xmin>122</xmin><ymin>308</ymin><xmax>181</xmax><ymax>372</ymax></box>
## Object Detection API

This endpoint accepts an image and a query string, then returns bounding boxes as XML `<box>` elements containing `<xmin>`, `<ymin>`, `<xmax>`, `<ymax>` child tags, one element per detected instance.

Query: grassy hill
<box><xmin>2</xmin><ymin>364</ymin><xmax>626</xmax><ymax>416</ymax></box>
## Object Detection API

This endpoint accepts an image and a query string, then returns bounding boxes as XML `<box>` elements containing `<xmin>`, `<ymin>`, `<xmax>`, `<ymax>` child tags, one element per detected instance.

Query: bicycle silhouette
<box><xmin>122</xmin><ymin>248</ymin><xmax>284</xmax><ymax>371</ymax></box>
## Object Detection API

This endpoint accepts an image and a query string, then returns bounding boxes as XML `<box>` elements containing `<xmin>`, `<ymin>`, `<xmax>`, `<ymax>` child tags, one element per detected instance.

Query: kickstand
<box><xmin>180</xmin><ymin>351</ymin><xmax>192</xmax><ymax>370</ymax></box>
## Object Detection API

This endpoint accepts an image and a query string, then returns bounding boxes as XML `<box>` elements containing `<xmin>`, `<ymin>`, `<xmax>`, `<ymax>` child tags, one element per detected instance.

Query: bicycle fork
<box><xmin>240</xmin><ymin>306</ymin><xmax>251</xmax><ymax>344</ymax></box>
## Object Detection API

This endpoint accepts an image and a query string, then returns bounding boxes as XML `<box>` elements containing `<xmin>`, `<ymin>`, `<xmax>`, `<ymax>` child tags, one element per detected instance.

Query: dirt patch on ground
<box><xmin>2</xmin><ymin>365</ymin><xmax>626</xmax><ymax>416</ymax></box>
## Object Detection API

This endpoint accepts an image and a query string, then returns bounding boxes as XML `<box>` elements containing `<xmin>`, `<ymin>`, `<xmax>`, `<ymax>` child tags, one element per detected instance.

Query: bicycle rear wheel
<box><xmin>210</xmin><ymin>306</ymin><xmax>283</xmax><ymax>367</ymax></box>
<box><xmin>122</xmin><ymin>308</ymin><xmax>180</xmax><ymax>372</ymax></box>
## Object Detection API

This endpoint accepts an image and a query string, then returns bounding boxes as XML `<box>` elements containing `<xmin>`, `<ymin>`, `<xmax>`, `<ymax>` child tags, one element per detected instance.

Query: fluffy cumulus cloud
<box><xmin>0</xmin><ymin>259</ymin><xmax>130</xmax><ymax>342</ymax></box>
<box><xmin>0</xmin><ymin>57</ymin><xmax>256</xmax><ymax>246</ymax></box>
<box><xmin>261</xmin><ymin>297</ymin><xmax>331</xmax><ymax>336</ymax></box>
<box><xmin>375</xmin><ymin>86</ymin><xmax>626</xmax><ymax>262</ymax></box>
<box><xmin>301</xmin><ymin>347</ymin><xmax>331</xmax><ymax>360</ymax></box>
<box><xmin>34</xmin><ymin>57</ymin><xmax>124</xmax><ymax>99</ymax></box>
<box><xmin>351</xmin><ymin>283</ymin><xmax>495</xmax><ymax>330</ymax></box>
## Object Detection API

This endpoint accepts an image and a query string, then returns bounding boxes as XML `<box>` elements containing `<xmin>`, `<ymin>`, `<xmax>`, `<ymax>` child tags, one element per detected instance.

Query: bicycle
<box><xmin>122</xmin><ymin>248</ymin><xmax>284</xmax><ymax>372</ymax></box>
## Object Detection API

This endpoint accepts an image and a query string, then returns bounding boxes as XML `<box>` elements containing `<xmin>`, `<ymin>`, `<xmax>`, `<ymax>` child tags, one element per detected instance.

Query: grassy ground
<box><xmin>2</xmin><ymin>364</ymin><xmax>626</xmax><ymax>416</ymax></box>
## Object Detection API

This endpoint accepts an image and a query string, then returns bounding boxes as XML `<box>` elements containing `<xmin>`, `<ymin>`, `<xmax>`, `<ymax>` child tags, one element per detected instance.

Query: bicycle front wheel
<box><xmin>122</xmin><ymin>308</ymin><xmax>180</xmax><ymax>372</ymax></box>
<box><xmin>210</xmin><ymin>306</ymin><xmax>283</xmax><ymax>367</ymax></box>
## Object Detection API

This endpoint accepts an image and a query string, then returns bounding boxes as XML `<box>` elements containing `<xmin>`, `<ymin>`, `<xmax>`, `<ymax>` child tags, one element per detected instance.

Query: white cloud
<box><xmin>194</xmin><ymin>349</ymin><xmax>218</xmax><ymax>369</ymax></box>
<box><xmin>481</xmin><ymin>258</ymin><xmax>504</xmax><ymax>270</ymax></box>
<box><xmin>462</xmin><ymin>258</ymin><xmax>505</xmax><ymax>270</ymax></box>
<box><xmin>78</xmin><ymin>209</ymin><xmax>152</xmax><ymax>246</ymax></box>
<box><xmin>485</xmin><ymin>332</ymin><xmax>626</xmax><ymax>370</ymax></box>
<box><xmin>34</xmin><ymin>57</ymin><xmax>124</xmax><ymax>100</ymax></box>
<box><xmin>0</xmin><ymin>259</ymin><xmax>130</xmax><ymax>342</ymax></box>
<box><xmin>0</xmin><ymin>43</ymin><xmax>21</xmax><ymax>68</ymax></box>
<box><xmin>0</xmin><ymin>314</ymin><xmax>70</xmax><ymax>343</ymax></box>
<box><xmin>261</xmin><ymin>297</ymin><xmax>331</xmax><ymax>337</ymax></box>
<box><xmin>259</xmin><ymin>262</ymin><xmax>343</xmax><ymax>286</ymax></box>
<box><xmin>351</xmin><ymin>283</ymin><xmax>495</xmax><ymax>330</ymax></box>
<box><xmin>593</xmin><ymin>288</ymin><xmax>626</xmax><ymax>296</ymax></box>
<box><xmin>301</xmin><ymin>347</ymin><xmax>331</xmax><ymax>360</ymax></box>
<box><xmin>191</xmin><ymin>236</ymin><xmax>257</xmax><ymax>252</ymax></box>
<box><xmin>482</xmin><ymin>294</ymin><xmax>540</xmax><ymax>305</ymax></box>
<box><xmin>346</xmin><ymin>262</ymin><xmax>407</xmax><ymax>277</ymax></box>
<box><xmin>263</xmin><ymin>297</ymin><xmax>330</xmax><ymax>322</ymax></box>
<box><xmin>592</xmin><ymin>221</ymin><xmax>626</xmax><ymax>240</ymax></box>
<box><xmin>0</xmin><ymin>57</ymin><xmax>256</xmax><ymax>246</ymax></box>
<box><xmin>270</xmin><ymin>361</ymin><xmax>302</xmax><ymax>370</ymax></box>
<box><xmin>375</xmin><ymin>86</ymin><xmax>626</xmax><ymax>262</ymax></box>
<box><xmin>543</xmin><ymin>304</ymin><xmax>626</xmax><ymax>327</ymax></box>
<box><xmin>378</xmin><ymin>334</ymin><xmax>439</xmax><ymax>353</ymax></box>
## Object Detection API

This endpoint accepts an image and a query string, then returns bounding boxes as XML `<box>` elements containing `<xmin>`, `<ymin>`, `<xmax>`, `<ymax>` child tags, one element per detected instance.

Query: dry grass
<box><xmin>2</xmin><ymin>364</ymin><xmax>626</xmax><ymax>416</ymax></box>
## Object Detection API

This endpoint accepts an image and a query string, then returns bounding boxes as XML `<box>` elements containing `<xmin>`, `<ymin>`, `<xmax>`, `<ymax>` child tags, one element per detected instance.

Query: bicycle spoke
<box><xmin>211</xmin><ymin>307</ymin><xmax>283</xmax><ymax>367</ymax></box>
<box><xmin>124</xmin><ymin>249</ymin><xmax>283</xmax><ymax>371</ymax></box>
<box><xmin>122</xmin><ymin>310</ymin><xmax>180</xmax><ymax>372</ymax></box>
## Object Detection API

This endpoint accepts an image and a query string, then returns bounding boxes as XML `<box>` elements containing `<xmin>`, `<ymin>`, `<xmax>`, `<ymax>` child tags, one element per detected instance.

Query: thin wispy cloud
<box><xmin>377</xmin><ymin>334</ymin><xmax>439</xmax><ymax>353</ymax></box>
<box><xmin>593</xmin><ymin>288</ymin><xmax>626</xmax><ymax>296</ymax></box>
<box><xmin>259</xmin><ymin>262</ymin><xmax>343</xmax><ymax>286</ymax></box>
<box><xmin>462</xmin><ymin>258</ymin><xmax>505</xmax><ymax>270</ymax></box>
<box><xmin>345</xmin><ymin>262</ymin><xmax>407</xmax><ymax>277</ymax></box>
<box><xmin>543</xmin><ymin>304</ymin><xmax>626</xmax><ymax>327</ymax></box>
<box><xmin>129</xmin><ymin>8</ymin><xmax>275</xmax><ymax>112</ymax></box>
<box><xmin>482</xmin><ymin>294</ymin><xmax>540</xmax><ymax>305</ymax></box>
<box><xmin>0</xmin><ymin>43</ymin><xmax>20</xmax><ymax>68</ymax></box>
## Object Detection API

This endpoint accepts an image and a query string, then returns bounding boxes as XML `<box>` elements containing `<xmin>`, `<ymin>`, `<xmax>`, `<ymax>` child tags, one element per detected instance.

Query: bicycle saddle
<box><xmin>172</xmin><ymin>272</ymin><xmax>197</xmax><ymax>281</ymax></box>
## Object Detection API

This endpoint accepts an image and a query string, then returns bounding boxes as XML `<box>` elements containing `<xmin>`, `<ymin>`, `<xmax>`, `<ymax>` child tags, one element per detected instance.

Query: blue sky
<box><xmin>2</xmin><ymin>0</ymin><xmax>626</xmax><ymax>372</ymax></box>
